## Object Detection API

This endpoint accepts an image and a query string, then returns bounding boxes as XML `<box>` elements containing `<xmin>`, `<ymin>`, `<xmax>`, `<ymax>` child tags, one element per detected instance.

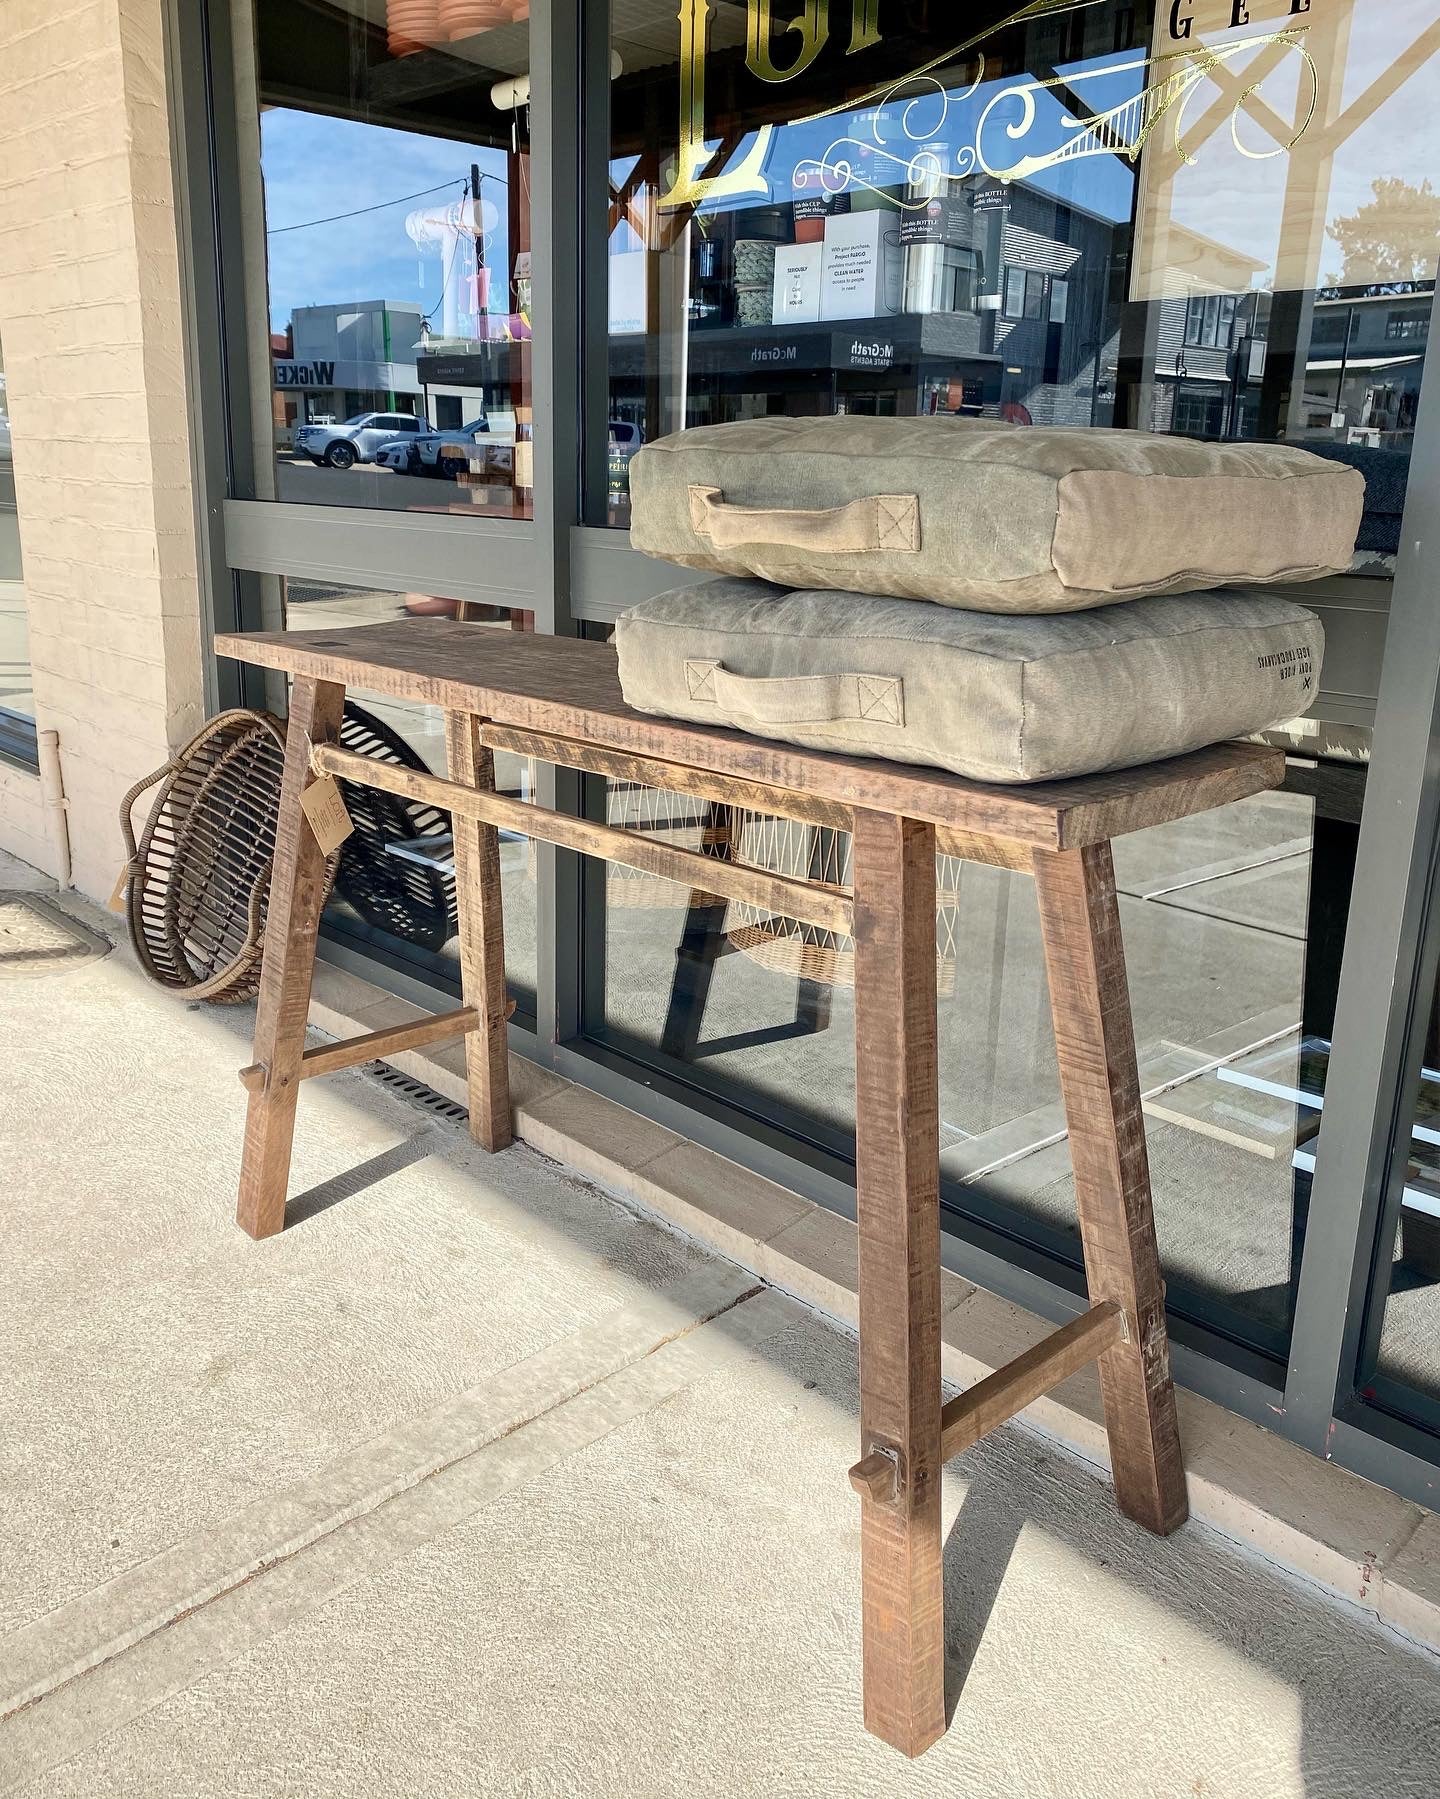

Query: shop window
<box><xmin>235</xmin><ymin>0</ymin><xmax>533</xmax><ymax>518</ymax></box>
<box><xmin>1368</xmin><ymin>1061</ymin><xmax>1440</xmax><ymax>1433</ymax></box>
<box><xmin>1356</xmin><ymin>793</ymin><xmax>1440</xmax><ymax>1443</ymax></box>
<box><xmin>586</xmin><ymin>0</ymin><xmax>1440</xmax><ymax>1374</ymax></box>
<box><xmin>1386</xmin><ymin>309</ymin><xmax>1430</xmax><ymax>341</ymax></box>
<box><xmin>1172</xmin><ymin>386</ymin><xmax>1226</xmax><ymax>438</ymax></box>
<box><xmin>1184</xmin><ymin>294</ymin><xmax>1238</xmax><ymax>350</ymax></box>
<box><xmin>0</xmin><ymin>326</ymin><xmax>34</xmax><ymax>766</ymax></box>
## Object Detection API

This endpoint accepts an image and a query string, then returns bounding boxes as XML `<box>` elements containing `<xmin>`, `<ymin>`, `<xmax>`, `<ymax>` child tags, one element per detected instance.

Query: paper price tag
<box><xmin>300</xmin><ymin>775</ymin><xmax>354</xmax><ymax>855</ymax></box>
<box><xmin>107</xmin><ymin>864</ymin><xmax>130</xmax><ymax>913</ymax></box>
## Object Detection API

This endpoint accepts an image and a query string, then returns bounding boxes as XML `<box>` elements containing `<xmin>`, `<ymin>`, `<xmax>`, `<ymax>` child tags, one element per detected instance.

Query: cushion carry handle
<box><xmin>683</xmin><ymin>660</ymin><xmax>904</xmax><ymax>729</ymax></box>
<box><xmin>687</xmin><ymin>485</ymin><xmax>920</xmax><ymax>555</ymax></box>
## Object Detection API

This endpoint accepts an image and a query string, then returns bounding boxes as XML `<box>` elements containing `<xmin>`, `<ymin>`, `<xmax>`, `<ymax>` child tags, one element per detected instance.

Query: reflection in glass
<box><xmin>280</xmin><ymin>579</ymin><xmax>537</xmax><ymax>1010</ymax></box>
<box><xmin>591</xmin><ymin>2</ymin><xmax>1440</xmax><ymax>1364</ymax></box>
<box><xmin>0</xmin><ymin>326</ymin><xmax>33</xmax><ymax>738</ymax></box>
<box><xmin>1370</xmin><ymin>1063</ymin><xmax>1440</xmax><ymax>1425</ymax></box>
<box><xmin>604</xmin><ymin>1</ymin><xmax>1437</xmax><ymax>508</ymax></box>
<box><xmin>242</xmin><ymin>0</ymin><xmax>533</xmax><ymax>517</ymax></box>
<box><xmin>592</xmin><ymin>756</ymin><xmax>1325</xmax><ymax>1360</ymax></box>
<box><xmin>1367</xmin><ymin>864</ymin><xmax>1440</xmax><ymax>1426</ymax></box>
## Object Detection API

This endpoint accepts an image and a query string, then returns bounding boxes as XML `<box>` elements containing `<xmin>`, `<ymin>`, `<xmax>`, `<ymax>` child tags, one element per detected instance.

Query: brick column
<box><xmin>0</xmin><ymin>0</ymin><xmax>203</xmax><ymax>898</ymax></box>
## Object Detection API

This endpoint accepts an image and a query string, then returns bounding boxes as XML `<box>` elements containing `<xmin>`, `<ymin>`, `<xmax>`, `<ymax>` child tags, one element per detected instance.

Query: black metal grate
<box><xmin>365</xmin><ymin>1060</ymin><xmax>469</xmax><ymax>1124</ymax></box>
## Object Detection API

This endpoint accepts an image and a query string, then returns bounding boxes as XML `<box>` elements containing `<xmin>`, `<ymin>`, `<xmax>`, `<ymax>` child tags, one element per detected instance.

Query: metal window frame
<box><xmin>0</xmin><ymin>710</ymin><xmax>38</xmax><ymax>771</ymax></box>
<box><xmin>180</xmin><ymin>0</ymin><xmax>552</xmax><ymax>623</ymax></box>
<box><xmin>170</xmin><ymin>0</ymin><xmax>1440</xmax><ymax>1506</ymax></box>
<box><xmin>166</xmin><ymin>0</ymin><xmax>558</xmax><ymax>1045</ymax></box>
<box><xmin>1284</xmin><ymin>339</ymin><xmax>1440</xmax><ymax>1457</ymax></box>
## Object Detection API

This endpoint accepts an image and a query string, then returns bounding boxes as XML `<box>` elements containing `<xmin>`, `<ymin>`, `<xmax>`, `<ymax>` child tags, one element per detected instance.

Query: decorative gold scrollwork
<box><xmin>658</xmin><ymin>0</ymin><xmax>1316</xmax><ymax>214</ymax></box>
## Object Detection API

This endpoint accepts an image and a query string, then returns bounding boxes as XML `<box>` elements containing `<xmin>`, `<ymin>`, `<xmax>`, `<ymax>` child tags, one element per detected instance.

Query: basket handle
<box><xmin>687</xmin><ymin>485</ymin><xmax>920</xmax><ymax>555</ymax></box>
<box><xmin>683</xmin><ymin>660</ymin><xmax>904</xmax><ymax>729</ymax></box>
<box><xmin>116</xmin><ymin>760</ymin><xmax>178</xmax><ymax>864</ymax></box>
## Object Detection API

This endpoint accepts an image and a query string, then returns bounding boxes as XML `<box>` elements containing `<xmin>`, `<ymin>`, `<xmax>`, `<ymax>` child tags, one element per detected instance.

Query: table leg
<box><xmin>851</xmin><ymin>810</ymin><xmax>946</xmax><ymax>1758</ymax></box>
<box><xmin>1032</xmin><ymin>843</ymin><xmax>1188</xmax><ymax>1537</ymax></box>
<box><xmin>445</xmin><ymin>711</ymin><xmax>513</xmax><ymax>1152</ymax></box>
<box><xmin>236</xmin><ymin>675</ymin><xmax>347</xmax><ymax>1239</ymax></box>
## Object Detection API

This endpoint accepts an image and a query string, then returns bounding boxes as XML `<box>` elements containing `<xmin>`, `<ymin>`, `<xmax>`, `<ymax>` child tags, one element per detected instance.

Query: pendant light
<box><xmin>438</xmin><ymin>0</ymin><xmax>508</xmax><ymax>37</ymax></box>
<box><xmin>387</xmin><ymin>0</ymin><xmax>441</xmax><ymax>57</ymax></box>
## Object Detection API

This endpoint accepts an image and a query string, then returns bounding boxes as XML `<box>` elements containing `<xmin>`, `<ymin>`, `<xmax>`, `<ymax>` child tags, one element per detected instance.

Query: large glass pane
<box><xmin>591</xmin><ymin>2</ymin><xmax>1440</xmax><ymax>1363</ymax></box>
<box><xmin>1367</xmin><ymin>1060</ymin><xmax>1440</xmax><ymax>1429</ymax></box>
<box><xmin>237</xmin><ymin>0</ymin><xmax>534</xmax><ymax>517</ymax></box>
<box><xmin>1362</xmin><ymin>821</ymin><xmax>1440</xmax><ymax>1430</ymax></box>
<box><xmin>276</xmin><ymin>577</ymin><xmax>538</xmax><ymax>1013</ymax></box>
<box><xmin>0</xmin><ymin>326</ymin><xmax>34</xmax><ymax>752</ymax></box>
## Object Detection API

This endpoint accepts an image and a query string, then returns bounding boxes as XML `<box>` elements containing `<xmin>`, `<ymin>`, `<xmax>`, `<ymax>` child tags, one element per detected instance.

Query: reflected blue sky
<box><xmin>261</xmin><ymin>110</ymin><xmax>511</xmax><ymax>334</ymax></box>
<box><xmin>609</xmin><ymin>60</ymin><xmax>1141</xmax><ymax>255</ymax></box>
<box><xmin>261</xmin><ymin>14</ymin><xmax>1440</xmax><ymax>328</ymax></box>
<box><xmin>604</xmin><ymin>20</ymin><xmax>1440</xmax><ymax>290</ymax></box>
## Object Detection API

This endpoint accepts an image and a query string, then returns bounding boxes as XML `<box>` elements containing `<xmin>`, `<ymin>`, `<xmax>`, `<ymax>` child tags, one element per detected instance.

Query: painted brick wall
<box><xmin>0</xmin><ymin>0</ymin><xmax>203</xmax><ymax>899</ymax></box>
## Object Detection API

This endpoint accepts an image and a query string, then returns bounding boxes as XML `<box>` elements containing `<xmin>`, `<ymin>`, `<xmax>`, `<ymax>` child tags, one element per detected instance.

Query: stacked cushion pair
<box><xmin>616</xmin><ymin>416</ymin><xmax>1361</xmax><ymax>784</ymax></box>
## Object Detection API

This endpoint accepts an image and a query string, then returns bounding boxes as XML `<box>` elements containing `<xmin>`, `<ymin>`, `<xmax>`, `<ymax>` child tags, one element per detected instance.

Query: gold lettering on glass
<box><xmin>663</xmin><ymin>0</ymin><xmax>894</xmax><ymax>207</ymax></box>
<box><xmin>974</xmin><ymin>30</ymin><xmax>1316</xmax><ymax>183</ymax></box>
<box><xmin>660</xmin><ymin>0</ymin><xmax>1316</xmax><ymax>213</ymax></box>
<box><xmin>747</xmin><ymin>1</ymin><xmax>830</xmax><ymax>84</ymax></box>
<box><xmin>659</xmin><ymin>0</ymin><xmax>774</xmax><ymax>210</ymax></box>
<box><xmin>848</xmin><ymin>0</ymin><xmax>882</xmax><ymax>56</ymax></box>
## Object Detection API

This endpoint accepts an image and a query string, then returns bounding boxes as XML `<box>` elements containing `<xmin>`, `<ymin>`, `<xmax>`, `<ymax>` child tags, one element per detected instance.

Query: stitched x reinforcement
<box><xmin>856</xmin><ymin>676</ymin><xmax>902</xmax><ymax>725</ymax></box>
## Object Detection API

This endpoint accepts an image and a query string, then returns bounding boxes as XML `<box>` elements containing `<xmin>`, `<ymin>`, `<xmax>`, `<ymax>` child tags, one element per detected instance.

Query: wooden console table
<box><xmin>216</xmin><ymin>618</ymin><xmax>1285</xmax><ymax>1759</ymax></box>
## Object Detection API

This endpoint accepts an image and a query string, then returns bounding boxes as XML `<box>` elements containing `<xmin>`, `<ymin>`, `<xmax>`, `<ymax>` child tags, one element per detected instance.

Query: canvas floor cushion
<box><xmin>614</xmin><ymin>579</ymin><xmax>1325</xmax><ymax>785</ymax></box>
<box><xmin>627</xmin><ymin>416</ymin><xmax>1364</xmax><ymax>614</ymax></box>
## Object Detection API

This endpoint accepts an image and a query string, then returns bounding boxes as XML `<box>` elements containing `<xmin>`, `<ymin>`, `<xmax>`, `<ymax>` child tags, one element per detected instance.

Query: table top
<box><xmin>215</xmin><ymin>620</ymin><xmax>1286</xmax><ymax>851</ymax></box>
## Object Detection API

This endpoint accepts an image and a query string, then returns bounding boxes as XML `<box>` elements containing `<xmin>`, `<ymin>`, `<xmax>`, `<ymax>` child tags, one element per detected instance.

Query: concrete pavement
<box><xmin>2</xmin><ymin>853</ymin><xmax>1439</xmax><ymax>1798</ymax></box>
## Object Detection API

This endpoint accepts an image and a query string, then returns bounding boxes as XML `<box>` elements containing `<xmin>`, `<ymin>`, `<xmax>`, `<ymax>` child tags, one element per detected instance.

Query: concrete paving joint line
<box><xmin>301</xmin><ymin>965</ymin><xmax>1440</xmax><ymax>1664</ymax></box>
<box><xmin>0</xmin><ymin>1288</ymin><xmax>807</xmax><ymax>1796</ymax></box>
<box><xmin>0</xmin><ymin>1268</ymin><xmax>763</xmax><ymax>1728</ymax></box>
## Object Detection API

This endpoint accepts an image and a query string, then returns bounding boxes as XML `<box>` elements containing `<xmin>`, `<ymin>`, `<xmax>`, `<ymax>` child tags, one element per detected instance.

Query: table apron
<box><xmin>310</xmin><ymin>740</ymin><xmax>855</xmax><ymax>936</ymax></box>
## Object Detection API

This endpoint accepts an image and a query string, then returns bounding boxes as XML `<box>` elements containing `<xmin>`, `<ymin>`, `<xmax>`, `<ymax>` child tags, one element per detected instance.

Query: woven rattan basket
<box><xmin>120</xmin><ymin>703</ymin><xmax>462</xmax><ymax>1001</ymax></box>
<box><xmin>119</xmin><ymin>710</ymin><xmax>295</xmax><ymax>1004</ymax></box>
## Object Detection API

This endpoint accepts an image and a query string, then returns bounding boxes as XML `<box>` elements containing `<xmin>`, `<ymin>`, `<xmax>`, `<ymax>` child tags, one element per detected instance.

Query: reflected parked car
<box><xmin>375</xmin><ymin>415</ymin><xmax>492</xmax><ymax>478</ymax></box>
<box><xmin>608</xmin><ymin>417</ymin><xmax>643</xmax><ymax>465</ymax></box>
<box><xmin>293</xmin><ymin>412</ymin><xmax>423</xmax><ymax>469</ymax></box>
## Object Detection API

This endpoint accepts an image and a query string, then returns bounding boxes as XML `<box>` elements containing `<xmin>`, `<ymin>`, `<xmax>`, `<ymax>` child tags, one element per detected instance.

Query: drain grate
<box><xmin>366</xmin><ymin>1061</ymin><xmax>470</xmax><ymax>1124</ymax></box>
<box><xmin>0</xmin><ymin>892</ymin><xmax>111</xmax><ymax>977</ymax></box>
